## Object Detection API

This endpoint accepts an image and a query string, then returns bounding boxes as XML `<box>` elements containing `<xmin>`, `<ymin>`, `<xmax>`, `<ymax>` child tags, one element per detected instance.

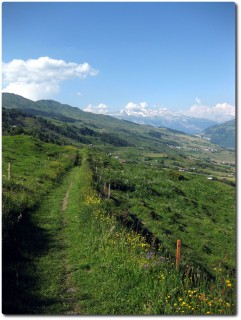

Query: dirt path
<box><xmin>3</xmin><ymin>150</ymin><xmax>93</xmax><ymax>314</ymax></box>
<box><xmin>61</xmin><ymin>181</ymin><xmax>81</xmax><ymax>315</ymax></box>
<box><xmin>62</xmin><ymin>182</ymin><xmax>73</xmax><ymax>212</ymax></box>
<box><xmin>26</xmin><ymin>166</ymin><xmax>84</xmax><ymax>314</ymax></box>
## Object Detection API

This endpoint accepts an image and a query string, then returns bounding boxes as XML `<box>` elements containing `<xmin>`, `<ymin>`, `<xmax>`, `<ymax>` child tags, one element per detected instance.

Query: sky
<box><xmin>2</xmin><ymin>1</ymin><xmax>236</xmax><ymax>122</ymax></box>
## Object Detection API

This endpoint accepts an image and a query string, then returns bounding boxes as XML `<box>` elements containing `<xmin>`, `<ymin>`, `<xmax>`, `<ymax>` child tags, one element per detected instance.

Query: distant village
<box><xmin>167</xmin><ymin>144</ymin><xmax>219</xmax><ymax>153</ymax></box>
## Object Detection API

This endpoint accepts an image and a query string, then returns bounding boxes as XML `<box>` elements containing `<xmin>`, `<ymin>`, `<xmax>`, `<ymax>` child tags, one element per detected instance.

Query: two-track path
<box><xmin>23</xmin><ymin>150</ymin><xmax>92</xmax><ymax>314</ymax></box>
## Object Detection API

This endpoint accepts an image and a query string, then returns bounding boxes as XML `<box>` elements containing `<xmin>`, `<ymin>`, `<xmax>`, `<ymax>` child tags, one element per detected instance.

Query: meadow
<box><xmin>2</xmin><ymin>135</ymin><xmax>80</xmax><ymax>234</ymax></box>
<box><xmin>2</xmin><ymin>136</ymin><xmax>236</xmax><ymax>315</ymax></box>
<box><xmin>2</xmin><ymin>135</ymin><xmax>80</xmax><ymax>313</ymax></box>
<box><xmin>89</xmin><ymin>148</ymin><xmax>236</xmax><ymax>274</ymax></box>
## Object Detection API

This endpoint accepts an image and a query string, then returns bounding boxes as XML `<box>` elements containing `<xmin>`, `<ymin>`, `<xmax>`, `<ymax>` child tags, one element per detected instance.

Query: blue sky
<box><xmin>2</xmin><ymin>1</ymin><xmax>236</xmax><ymax>121</ymax></box>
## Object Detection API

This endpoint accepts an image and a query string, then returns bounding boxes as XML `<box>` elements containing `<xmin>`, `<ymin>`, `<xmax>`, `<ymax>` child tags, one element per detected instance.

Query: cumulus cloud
<box><xmin>120</xmin><ymin>102</ymin><xmax>168</xmax><ymax>117</ymax></box>
<box><xmin>184</xmin><ymin>102</ymin><xmax>235</xmax><ymax>123</ymax></box>
<box><xmin>84</xmin><ymin>103</ymin><xmax>109</xmax><ymax>114</ymax></box>
<box><xmin>120</xmin><ymin>100</ymin><xmax>235</xmax><ymax>123</ymax></box>
<box><xmin>124</xmin><ymin>101</ymin><xmax>149</xmax><ymax>113</ymax></box>
<box><xmin>81</xmin><ymin>99</ymin><xmax>235</xmax><ymax>124</ymax></box>
<box><xmin>2</xmin><ymin>56</ymin><xmax>98</xmax><ymax>100</ymax></box>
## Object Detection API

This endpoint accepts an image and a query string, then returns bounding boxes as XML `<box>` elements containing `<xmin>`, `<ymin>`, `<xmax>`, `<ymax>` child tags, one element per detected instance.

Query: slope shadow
<box><xmin>2</xmin><ymin>207</ymin><xmax>64</xmax><ymax>314</ymax></box>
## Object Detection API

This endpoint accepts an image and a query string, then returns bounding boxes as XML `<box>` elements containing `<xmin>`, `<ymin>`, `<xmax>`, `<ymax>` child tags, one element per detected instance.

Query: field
<box><xmin>2</xmin><ymin>135</ymin><xmax>79</xmax><ymax>219</ymax></box>
<box><xmin>2</xmin><ymin>135</ymin><xmax>236</xmax><ymax>315</ymax></box>
<box><xmin>89</xmin><ymin>148</ymin><xmax>235</xmax><ymax>275</ymax></box>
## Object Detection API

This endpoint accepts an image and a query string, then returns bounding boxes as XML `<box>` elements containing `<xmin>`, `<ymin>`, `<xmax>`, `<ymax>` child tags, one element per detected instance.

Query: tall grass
<box><xmin>62</xmin><ymin>150</ymin><xmax>236</xmax><ymax>315</ymax></box>
<box><xmin>88</xmin><ymin>148</ymin><xmax>236</xmax><ymax>276</ymax></box>
<box><xmin>2</xmin><ymin>135</ymin><xmax>80</xmax><ymax>314</ymax></box>
<box><xmin>2</xmin><ymin>143</ymin><xmax>236</xmax><ymax>315</ymax></box>
<box><xmin>2</xmin><ymin>135</ymin><xmax>79</xmax><ymax>230</ymax></box>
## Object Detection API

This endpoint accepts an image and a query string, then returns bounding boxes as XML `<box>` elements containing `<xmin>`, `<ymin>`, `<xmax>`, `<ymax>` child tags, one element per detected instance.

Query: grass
<box><xmin>89</xmin><ymin>149</ymin><xmax>236</xmax><ymax>277</ymax></box>
<box><xmin>2</xmin><ymin>135</ymin><xmax>79</xmax><ymax>216</ymax></box>
<box><xmin>2</xmin><ymin>172</ymin><xmax>71</xmax><ymax>313</ymax></box>
<box><xmin>2</xmin><ymin>135</ymin><xmax>80</xmax><ymax>314</ymax></box>
<box><xmin>62</xmin><ymin>150</ymin><xmax>236</xmax><ymax>315</ymax></box>
<box><xmin>2</xmin><ymin>135</ymin><xmax>79</xmax><ymax>236</ymax></box>
<box><xmin>2</xmin><ymin>139</ymin><xmax>236</xmax><ymax>315</ymax></box>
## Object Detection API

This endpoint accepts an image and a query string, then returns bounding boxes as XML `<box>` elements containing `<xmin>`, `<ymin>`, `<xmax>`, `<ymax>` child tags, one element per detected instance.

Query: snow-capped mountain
<box><xmin>83</xmin><ymin>101</ymin><xmax>234</xmax><ymax>134</ymax></box>
<box><xmin>110</xmin><ymin>108</ymin><xmax>218</xmax><ymax>134</ymax></box>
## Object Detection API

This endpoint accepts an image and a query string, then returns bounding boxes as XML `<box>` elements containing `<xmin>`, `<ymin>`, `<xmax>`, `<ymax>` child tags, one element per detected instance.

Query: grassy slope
<box><xmin>2</xmin><ymin>148</ymin><xmax>236</xmax><ymax>315</ymax></box>
<box><xmin>2</xmin><ymin>97</ymin><xmax>236</xmax><ymax>315</ymax></box>
<box><xmin>2</xmin><ymin>135</ymin><xmax>79</xmax><ymax>314</ymax></box>
<box><xmin>89</xmin><ymin>149</ymin><xmax>236</xmax><ymax>276</ymax></box>
<box><xmin>2</xmin><ymin>135</ymin><xmax>78</xmax><ymax>217</ymax></box>
<box><xmin>202</xmin><ymin>120</ymin><xmax>235</xmax><ymax>149</ymax></box>
<box><xmin>2</xmin><ymin>169</ymin><xmax>74</xmax><ymax>314</ymax></box>
<box><xmin>4</xmin><ymin>93</ymin><xmax>236</xmax><ymax>161</ymax></box>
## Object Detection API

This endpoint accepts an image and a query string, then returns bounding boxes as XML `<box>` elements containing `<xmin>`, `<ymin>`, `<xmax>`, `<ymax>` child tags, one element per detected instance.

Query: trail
<box><xmin>20</xmin><ymin>161</ymin><xmax>87</xmax><ymax>314</ymax></box>
<box><xmin>62</xmin><ymin>183</ymin><xmax>72</xmax><ymax>212</ymax></box>
<box><xmin>61</xmin><ymin>181</ymin><xmax>80</xmax><ymax>315</ymax></box>
<box><xmin>5</xmin><ymin>148</ymin><xmax>141</xmax><ymax>315</ymax></box>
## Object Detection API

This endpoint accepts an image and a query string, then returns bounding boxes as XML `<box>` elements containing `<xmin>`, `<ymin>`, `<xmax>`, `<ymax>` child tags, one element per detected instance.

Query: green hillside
<box><xmin>2</xmin><ymin>93</ymin><xmax>173</xmax><ymax>150</ymax></box>
<box><xmin>3</xmin><ymin>92</ymin><xmax>145</xmax><ymax>130</ymax></box>
<box><xmin>2</xmin><ymin>93</ymin><xmax>236</xmax><ymax>161</ymax></box>
<box><xmin>202</xmin><ymin>120</ymin><xmax>235</xmax><ymax>149</ymax></box>
<box><xmin>2</xmin><ymin>93</ymin><xmax>236</xmax><ymax>315</ymax></box>
<box><xmin>89</xmin><ymin>149</ymin><xmax>236</xmax><ymax>274</ymax></box>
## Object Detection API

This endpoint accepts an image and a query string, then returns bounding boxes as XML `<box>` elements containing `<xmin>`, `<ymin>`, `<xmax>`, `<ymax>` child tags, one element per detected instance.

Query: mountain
<box><xmin>3</xmin><ymin>92</ymin><xmax>223</xmax><ymax>135</ymax></box>
<box><xmin>3</xmin><ymin>92</ymin><xmax>235</xmax><ymax>154</ymax></box>
<box><xmin>201</xmin><ymin>119</ymin><xmax>235</xmax><ymax>149</ymax></box>
<box><xmin>2</xmin><ymin>93</ymin><xmax>186</xmax><ymax>152</ymax></box>
<box><xmin>3</xmin><ymin>93</ymin><xmax>147</xmax><ymax>131</ymax></box>
<box><xmin>110</xmin><ymin>109</ymin><xmax>218</xmax><ymax>135</ymax></box>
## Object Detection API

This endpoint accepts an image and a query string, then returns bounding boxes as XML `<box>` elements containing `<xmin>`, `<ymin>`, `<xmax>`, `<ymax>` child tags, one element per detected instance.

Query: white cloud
<box><xmin>124</xmin><ymin>102</ymin><xmax>146</xmax><ymax>113</ymax></box>
<box><xmin>120</xmin><ymin>101</ymin><xmax>168</xmax><ymax>117</ymax></box>
<box><xmin>184</xmin><ymin>102</ymin><xmax>235</xmax><ymax>123</ymax></box>
<box><xmin>120</xmin><ymin>100</ymin><xmax>235</xmax><ymax>123</ymax></box>
<box><xmin>2</xmin><ymin>82</ymin><xmax>60</xmax><ymax>101</ymax></box>
<box><xmin>84</xmin><ymin>103</ymin><xmax>108</xmax><ymax>114</ymax></box>
<box><xmin>2</xmin><ymin>57</ymin><xmax>98</xmax><ymax>100</ymax></box>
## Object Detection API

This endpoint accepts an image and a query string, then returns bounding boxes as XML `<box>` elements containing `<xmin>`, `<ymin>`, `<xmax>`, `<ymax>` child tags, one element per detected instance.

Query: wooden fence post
<box><xmin>176</xmin><ymin>239</ymin><xmax>181</xmax><ymax>271</ymax></box>
<box><xmin>8</xmin><ymin>162</ymin><xmax>11</xmax><ymax>180</ymax></box>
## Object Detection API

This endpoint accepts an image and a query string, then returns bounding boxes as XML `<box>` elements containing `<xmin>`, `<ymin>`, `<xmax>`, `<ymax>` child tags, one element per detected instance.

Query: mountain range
<box><xmin>2</xmin><ymin>92</ymin><xmax>235</xmax><ymax>149</ymax></box>
<box><xmin>109</xmin><ymin>109</ymin><xmax>218</xmax><ymax>135</ymax></box>
<box><xmin>2</xmin><ymin>93</ymin><xmax>182</xmax><ymax>151</ymax></box>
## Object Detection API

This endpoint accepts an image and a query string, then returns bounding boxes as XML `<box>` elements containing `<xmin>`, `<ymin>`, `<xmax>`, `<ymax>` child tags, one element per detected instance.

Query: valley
<box><xmin>2</xmin><ymin>93</ymin><xmax>236</xmax><ymax>315</ymax></box>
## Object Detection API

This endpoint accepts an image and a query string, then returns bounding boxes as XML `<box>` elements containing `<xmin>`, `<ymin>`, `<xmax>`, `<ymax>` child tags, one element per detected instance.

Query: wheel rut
<box><xmin>62</xmin><ymin>182</ymin><xmax>73</xmax><ymax>212</ymax></box>
<box><xmin>61</xmin><ymin>181</ymin><xmax>81</xmax><ymax>314</ymax></box>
